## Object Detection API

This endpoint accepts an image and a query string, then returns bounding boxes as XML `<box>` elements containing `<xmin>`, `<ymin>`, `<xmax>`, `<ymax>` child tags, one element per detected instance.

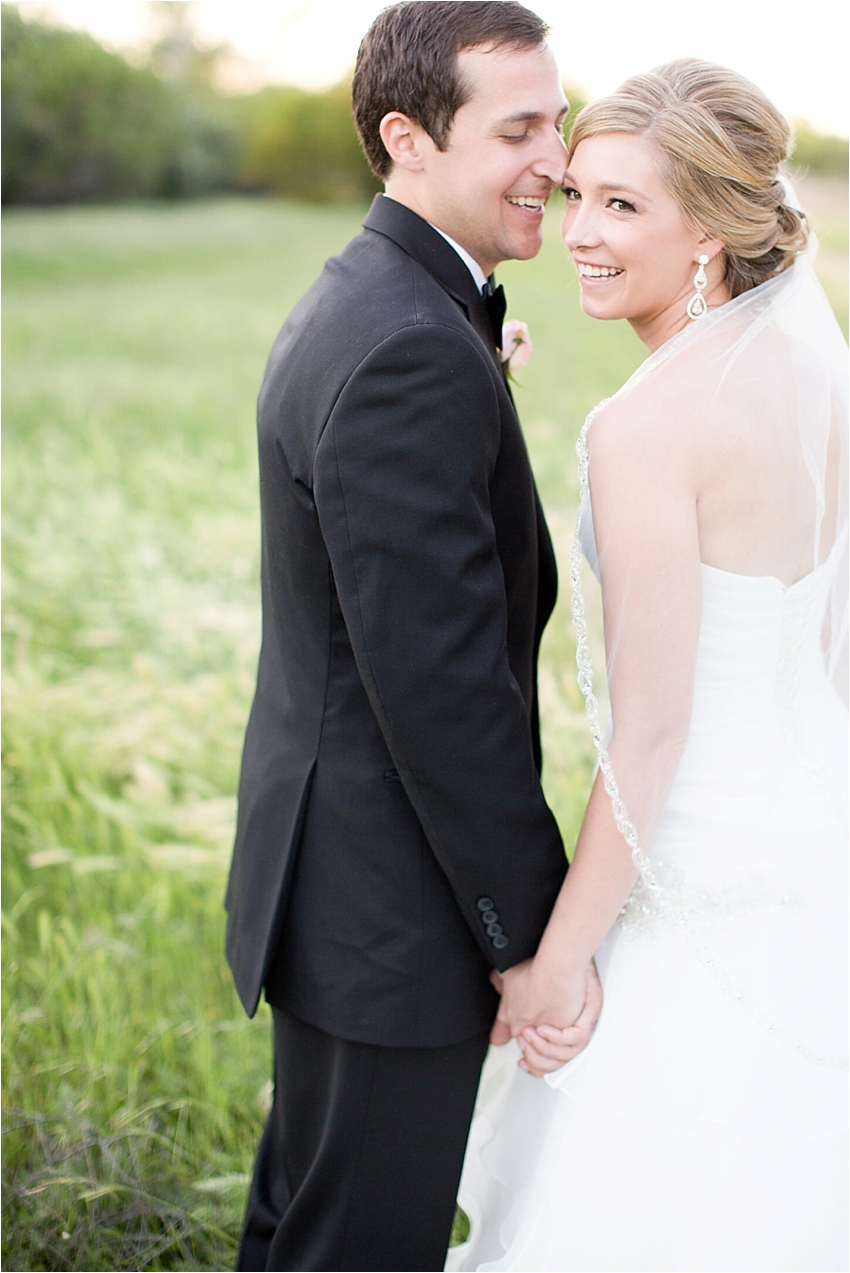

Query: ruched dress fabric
<box><xmin>446</xmin><ymin>497</ymin><xmax>849</xmax><ymax>1273</ymax></box>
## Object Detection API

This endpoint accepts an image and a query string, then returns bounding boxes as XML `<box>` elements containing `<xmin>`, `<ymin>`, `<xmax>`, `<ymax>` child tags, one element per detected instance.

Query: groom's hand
<box><xmin>489</xmin><ymin>960</ymin><xmax>602</xmax><ymax>1073</ymax></box>
<box><xmin>488</xmin><ymin>969</ymin><xmax>511</xmax><ymax>1045</ymax></box>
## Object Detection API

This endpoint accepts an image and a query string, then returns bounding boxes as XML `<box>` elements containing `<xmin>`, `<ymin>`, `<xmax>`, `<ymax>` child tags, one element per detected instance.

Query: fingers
<box><xmin>524</xmin><ymin>1024</ymin><xmax>579</xmax><ymax>1055</ymax></box>
<box><xmin>578</xmin><ymin>961</ymin><xmax>603</xmax><ymax>1030</ymax></box>
<box><xmin>536</xmin><ymin>1018</ymin><xmax>594</xmax><ymax>1052</ymax></box>
<box><xmin>553</xmin><ymin>965</ymin><xmax>601</xmax><ymax>1053</ymax></box>
<box><xmin>489</xmin><ymin>968</ymin><xmax>504</xmax><ymax>994</ymax></box>
<box><xmin>517</xmin><ymin>1034</ymin><xmax>579</xmax><ymax>1076</ymax></box>
<box><xmin>489</xmin><ymin>1017</ymin><xmax>512</xmax><ymax>1046</ymax></box>
<box><xmin>520</xmin><ymin>1049</ymin><xmax>565</xmax><ymax>1075</ymax></box>
<box><xmin>525</xmin><ymin>1025</ymin><xmax>583</xmax><ymax>1060</ymax></box>
<box><xmin>516</xmin><ymin>1022</ymin><xmax>592</xmax><ymax>1076</ymax></box>
<box><xmin>520</xmin><ymin>1039</ymin><xmax>581</xmax><ymax>1073</ymax></box>
<box><xmin>535</xmin><ymin>1022</ymin><xmax>576</xmax><ymax>1040</ymax></box>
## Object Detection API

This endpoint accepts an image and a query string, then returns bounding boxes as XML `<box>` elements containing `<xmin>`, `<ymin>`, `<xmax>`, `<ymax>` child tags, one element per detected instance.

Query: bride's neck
<box><xmin>631</xmin><ymin>277</ymin><xmax>731</xmax><ymax>352</ymax></box>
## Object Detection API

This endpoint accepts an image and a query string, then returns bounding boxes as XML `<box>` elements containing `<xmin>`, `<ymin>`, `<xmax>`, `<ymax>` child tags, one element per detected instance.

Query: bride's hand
<box><xmin>518</xmin><ymin>1002</ymin><xmax>598</xmax><ymax>1076</ymax></box>
<box><xmin>489</xmin><ymin>960</ymin><xmax>602</xmax><ymax>1073</ymax></box>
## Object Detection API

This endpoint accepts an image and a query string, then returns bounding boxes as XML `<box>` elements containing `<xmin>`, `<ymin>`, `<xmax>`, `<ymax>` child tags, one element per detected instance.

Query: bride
<box><xmin>447</xmin><ymin>59</ymin><xmax>848</xmax><ymax>1273</ymax></box>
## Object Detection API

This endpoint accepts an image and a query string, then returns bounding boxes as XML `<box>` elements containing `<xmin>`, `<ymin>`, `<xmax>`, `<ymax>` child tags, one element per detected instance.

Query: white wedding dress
<box><xmin>447</xmin><ymin>250</ymin><xmax>849</xmax><ymax>1273</ymax></box>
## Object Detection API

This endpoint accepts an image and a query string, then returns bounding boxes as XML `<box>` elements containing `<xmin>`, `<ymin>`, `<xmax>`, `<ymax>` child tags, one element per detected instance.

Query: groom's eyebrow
<box><xmin>493</xmin><ymin>106</ymin><xmax>569</xmax><ymax>127</ymax></box>
<box><xmin>494</xmin><ymin>111</ymin><xmax>544</xmax><ymax>125</ymax></box>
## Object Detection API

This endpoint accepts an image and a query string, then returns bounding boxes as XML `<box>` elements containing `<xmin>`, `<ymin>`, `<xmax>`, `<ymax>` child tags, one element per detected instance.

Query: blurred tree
<box><xmin>791</xmin><ymin>121</ymin><xmax>848</xmax><ymax>176</ymax></box>
<box><xmin>147</xmin><ymin>0</ymin><xmax>248</xmax><ymax>103</ymax></box>
<box><xmin>2</xmin><ymin>5</ymin><xmax>845</xmax><ymax>206</ymax></box>
<box><xmin>238</xmin><ymin>79</ymin><xmax>380</xmax><ymax>203</ymax></box>
<box><xmin>562</xmin><ymin>83</ymin><xmax>588</xmax><ymax>139</ymax></box>
<box><xmin>1</xmin><ymin>3</ymin><xmax>239</xmax><ymax>203</ymax></box>
<box><xmin>147</xmin><ymin>0</ymin><xmax>219</xmax><ymax>86</ymax></box>
<box><xmin>143</xmin><ymin>1</ymin><xmax>241</xmax><ymax>198</ymax></box>
<box><xmin>2</xmin><ymin>4</ymin><xmax>175</xmax><ymax>203</ymax></box>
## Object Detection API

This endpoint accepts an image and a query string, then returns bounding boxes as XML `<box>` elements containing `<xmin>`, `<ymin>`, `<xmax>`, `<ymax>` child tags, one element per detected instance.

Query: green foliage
<box><xmin>2</xmin><ymin>4</ymin><xmax>172</xmax><ymax>203</ymax></box>
<box><xmin>1</xmin><ymin>197</ymin><xmax>367</xmax><ymax>1270</ymax></box>
<box><xmin>451</xmin><ymin>1204</ymin><xmax>471</xmax><ymax>1246</ymax></box>
<box><xmin>0</xmin><ymin>196</ymin><xmax>609</xmax><ymax>1268</ymax></box>
<box><xmin>2</xmin><ymin>185</ymin><xmax>846</xmax><ymax>1268</ymax></box>
<box><xmin>238</xmin><ymin>80</ymin><xmax>380</xmax><ymax>202</ymax></box>
<box><xmin>1</xmin><ymin>3</ymin><xmax>240</xmax><ymax>204</ymax></box>
<box><xmin>3</xmin><ymin>4</ymin><xmax>847</xmax><ymax>210</ymax></box>
<box><xmin>791</xmin><ymin>121</ymin><xmax>849</xmax><ymax>176</ymax></box>
<box><xmin>0</xmin><ymin>4</ymin><xmax>378</xmax><ymax>206</ymax></box>
<box><xmin>562</xmin><ymin>82</ymin><xmax>589</xmax><ymax>143</ymax></box>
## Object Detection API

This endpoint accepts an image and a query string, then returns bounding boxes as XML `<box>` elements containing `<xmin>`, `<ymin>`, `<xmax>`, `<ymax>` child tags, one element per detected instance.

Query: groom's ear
<box><xmin>379</xmin><ymin>112</ymin><xmax>428</xmax><ymax>173</ymax></box>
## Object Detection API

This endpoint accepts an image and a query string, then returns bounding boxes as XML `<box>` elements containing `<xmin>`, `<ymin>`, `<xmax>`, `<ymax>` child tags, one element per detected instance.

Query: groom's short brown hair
<box><xmin>353</xmin><ymin>1</ymin><xmax>549</xmax><ymax>178</ymax></box>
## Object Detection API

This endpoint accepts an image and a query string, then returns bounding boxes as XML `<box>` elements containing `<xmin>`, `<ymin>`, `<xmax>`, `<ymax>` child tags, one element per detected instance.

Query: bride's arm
<box><xmin>496</xmin><ymin>401</ymin><xmax>704</xmax><ymax>1072</ymax></box>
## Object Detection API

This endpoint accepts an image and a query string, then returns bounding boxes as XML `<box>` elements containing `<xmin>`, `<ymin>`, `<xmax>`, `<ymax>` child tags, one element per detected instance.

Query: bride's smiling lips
<box><xmin>574</xmin><ymin>260</ymin><xmax>625</xmax><ymax>285</ymax></box>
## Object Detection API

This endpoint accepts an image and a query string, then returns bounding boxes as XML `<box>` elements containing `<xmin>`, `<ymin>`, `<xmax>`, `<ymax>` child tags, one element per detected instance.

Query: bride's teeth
<box><xmin>578</xmin><ymin>264</ymin><xmax>623</xmax><ymax>278</ymax></box>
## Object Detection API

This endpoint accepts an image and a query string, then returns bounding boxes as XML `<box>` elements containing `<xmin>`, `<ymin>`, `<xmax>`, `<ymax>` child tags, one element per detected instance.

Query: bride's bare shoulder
<box><xmin>587</xmin><ymin>371</ymin><xmax>694</xmax><ymax>461</ymax></box>
<box><xmin>588</xmin><ymin>322</ymin><xmax>795</xmax><ymax>467</ymax></box>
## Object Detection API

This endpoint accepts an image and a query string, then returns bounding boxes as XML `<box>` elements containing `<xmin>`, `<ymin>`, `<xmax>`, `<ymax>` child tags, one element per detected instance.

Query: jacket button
<box><xmin>492</xmin><ymin>934</ymin><xmax>510</xmax><ymax>950</ymax></box>
<box><xmin>477</xmin><ymin>897</ymin><xmax>495</xmax><ymax>911</ymax></box>
<box><xmin>481</xmin><ymin>910</ymin><xmax>498</xmax><ymax>924</ymax></box>
<box><xmin>486</xmin><ymin>922</ymin><xmax>503</xmax><ymax>937</ymax></box>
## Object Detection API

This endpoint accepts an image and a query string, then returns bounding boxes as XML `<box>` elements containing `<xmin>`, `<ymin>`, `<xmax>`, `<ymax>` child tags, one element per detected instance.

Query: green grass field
<box><xmin>3</xmin><ymin>183</ymin><xmax>846</xmax><ymax>1272</ymax></box>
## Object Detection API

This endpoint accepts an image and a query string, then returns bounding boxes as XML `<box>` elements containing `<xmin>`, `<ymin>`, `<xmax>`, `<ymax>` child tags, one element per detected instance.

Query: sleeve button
<box><xmin>477</xmin><ymin>897</ymin><xmax>495</xmax><ymax>911</ymax></box>
<box><xmin>492</xmin><ymin>934</ymin><xmax>510</xmax><ymax>950</ymax></box>
<box><xmin>481</xmin><ymin>910</ymin><xmax>498</xmax><ymax>924</ymax></box>
<box><xmin>486</xmin><ymin>922</ymin><xmax>503</xmax><ymax>937</ymax></box>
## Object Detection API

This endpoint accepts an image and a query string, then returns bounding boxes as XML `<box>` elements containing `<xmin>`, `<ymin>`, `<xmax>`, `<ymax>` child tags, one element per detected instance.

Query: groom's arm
<box><xmin>313</xmin><ymin>322</ymin><xmax>566</xmax><ymax>969</ymax></box>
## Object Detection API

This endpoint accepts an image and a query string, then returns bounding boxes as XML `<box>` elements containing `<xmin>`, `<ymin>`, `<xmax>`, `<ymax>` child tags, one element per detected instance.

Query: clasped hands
<box><xmin>489</xmin><ymin>959</ymin><xmax>602</xmax><ymax>1077</ymax></box>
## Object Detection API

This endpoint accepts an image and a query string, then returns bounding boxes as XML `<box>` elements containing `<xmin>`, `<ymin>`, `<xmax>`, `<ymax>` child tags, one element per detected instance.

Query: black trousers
<box><xmin>236</xmin><ymin>1008</ymin><xmax>490</xmax><ymax>1272</ymax></box>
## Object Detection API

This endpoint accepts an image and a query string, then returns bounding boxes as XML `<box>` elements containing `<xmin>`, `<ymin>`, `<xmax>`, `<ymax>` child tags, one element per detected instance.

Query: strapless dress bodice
<box><xmin>578</xmin><ymin>493</ymin><xmax>845</xmax><ymax>760</ymax></box>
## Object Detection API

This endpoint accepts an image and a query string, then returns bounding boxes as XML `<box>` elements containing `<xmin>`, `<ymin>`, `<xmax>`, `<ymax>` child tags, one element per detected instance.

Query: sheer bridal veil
<box><xmin>570</xmin><ymin>228</ymin><xmax>848</xmax><ymax>1064</ymax></box>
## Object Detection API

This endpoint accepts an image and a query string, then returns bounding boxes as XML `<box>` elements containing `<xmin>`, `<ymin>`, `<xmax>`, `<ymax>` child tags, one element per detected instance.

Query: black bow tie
<box><xmin>481</xmin><ymin>280</ymin><xmax>506</xmax><ymax>350</ymax></box>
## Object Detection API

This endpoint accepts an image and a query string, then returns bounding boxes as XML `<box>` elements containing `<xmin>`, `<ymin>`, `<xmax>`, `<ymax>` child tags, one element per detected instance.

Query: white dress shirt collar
<box><xmin>378</xmin><ymin>194</ymin><xmax>490</xmax><ymax>293</ymax></box>
<box><xmin>427</xmin><ymin>225</ymin><xmax>489</xmax><ymax>294</ymax></box>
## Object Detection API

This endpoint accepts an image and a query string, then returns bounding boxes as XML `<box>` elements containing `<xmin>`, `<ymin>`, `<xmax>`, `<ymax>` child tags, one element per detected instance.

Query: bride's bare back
<box><xmin>592</xmin><ymin>321</ymin><xmax>841</xmax><ymax>591</ymax></box>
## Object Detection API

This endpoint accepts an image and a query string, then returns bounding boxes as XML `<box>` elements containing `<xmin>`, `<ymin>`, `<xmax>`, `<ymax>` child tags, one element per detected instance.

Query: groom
<box><xmin>226</xmin><ymin>3</ymin><xmax>599</xmax><ymax>1270</ymax></box>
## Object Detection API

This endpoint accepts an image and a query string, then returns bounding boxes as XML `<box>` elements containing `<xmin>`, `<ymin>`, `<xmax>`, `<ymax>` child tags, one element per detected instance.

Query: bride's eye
<box><xmin>609</xmin><ymin>197</ymin><xmax>636</xmax><ymax>213</ymax></box>
<box><xmin>562</xmin><ymin>185</ymin><xmax>580</xmax><ymax>201</ymax></box>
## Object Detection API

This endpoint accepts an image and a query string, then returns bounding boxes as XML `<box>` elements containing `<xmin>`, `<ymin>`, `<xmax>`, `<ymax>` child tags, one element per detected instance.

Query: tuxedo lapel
<box><xmin>229</xmin><ymin>186</ymin><xmax>563</xmax><ymax>1031</ymax></box>
<box><xmin>362</xmin><ymin>196</ymin><xmax>503</xmax><ymax>369</ymax></box>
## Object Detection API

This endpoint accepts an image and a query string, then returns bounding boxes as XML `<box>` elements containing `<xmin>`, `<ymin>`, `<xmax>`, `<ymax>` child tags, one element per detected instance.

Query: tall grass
<box><xmin>3</xmin><ymin>182</ymin><xmax>846</xmax><ymax>1271</ymax></box>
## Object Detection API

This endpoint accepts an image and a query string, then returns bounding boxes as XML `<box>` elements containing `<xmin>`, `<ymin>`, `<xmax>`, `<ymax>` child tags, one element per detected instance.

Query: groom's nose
<box><xmin>528</xmin><ymin>129</ymin><xmax>568</xmax><ymax>186</ymax></box>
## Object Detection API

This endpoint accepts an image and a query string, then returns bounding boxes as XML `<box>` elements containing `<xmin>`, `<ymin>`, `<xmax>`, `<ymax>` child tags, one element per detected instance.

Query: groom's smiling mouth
<box><xmin>505</xmin><ymin>195</ymin><xmax>548</xmax><ymax>215</ymax></box>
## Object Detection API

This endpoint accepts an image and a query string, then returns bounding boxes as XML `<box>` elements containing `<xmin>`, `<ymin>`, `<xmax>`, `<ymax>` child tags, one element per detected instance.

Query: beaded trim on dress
<box><xmin>570</xmin><ymin>404</ymin><xmax>848</xmax><ymax>1070</ymax></box>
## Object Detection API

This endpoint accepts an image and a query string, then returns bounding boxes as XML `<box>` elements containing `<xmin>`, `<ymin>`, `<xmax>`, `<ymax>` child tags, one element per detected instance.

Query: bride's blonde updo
<box><xmin>567</xmin><ymin>59</ymin><xmax>809</xmax><ymax>297</ymax></box>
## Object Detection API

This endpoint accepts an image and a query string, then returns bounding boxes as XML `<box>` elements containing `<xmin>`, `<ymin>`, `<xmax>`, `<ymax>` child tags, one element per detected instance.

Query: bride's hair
<box><xmin>567</xmin><ymin>59</ymin><xmax>809</xmax><ymax>297</ymax></box>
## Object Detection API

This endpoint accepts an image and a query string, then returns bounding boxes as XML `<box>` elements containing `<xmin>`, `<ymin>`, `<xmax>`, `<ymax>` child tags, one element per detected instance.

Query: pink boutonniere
<box><xmin>499</xmin><ymin>320</ymin><xmax>533</xmax><ymax>377</ymax></box>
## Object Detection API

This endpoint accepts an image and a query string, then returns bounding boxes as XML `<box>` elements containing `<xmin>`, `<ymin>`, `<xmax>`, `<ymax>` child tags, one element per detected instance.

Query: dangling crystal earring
<box><xmin>687</xmin><ymin>254</ymin><xmax>710</xmax><ymax>320</ymax></box>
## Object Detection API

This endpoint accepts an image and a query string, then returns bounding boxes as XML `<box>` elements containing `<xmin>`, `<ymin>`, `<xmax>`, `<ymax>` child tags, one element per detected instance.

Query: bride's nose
<box><xmin>561</xmin><ymin>202</ymin><xmax>602</xmax><ymax>252</ymax></box>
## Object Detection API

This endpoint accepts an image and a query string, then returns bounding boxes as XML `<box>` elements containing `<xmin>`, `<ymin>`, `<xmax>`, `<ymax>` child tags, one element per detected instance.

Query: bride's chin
<box><xmin>579</xmin><ymin>296</ymin><xmax>623</xmax><ymax>321</ymax></box>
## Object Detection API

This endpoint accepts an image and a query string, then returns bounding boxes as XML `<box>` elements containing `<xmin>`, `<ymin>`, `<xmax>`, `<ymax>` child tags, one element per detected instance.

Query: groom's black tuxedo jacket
<box><xmin>225</xmin><ymin>195</ymin><xmax>566</xmax><ymax>1047</ymax></box>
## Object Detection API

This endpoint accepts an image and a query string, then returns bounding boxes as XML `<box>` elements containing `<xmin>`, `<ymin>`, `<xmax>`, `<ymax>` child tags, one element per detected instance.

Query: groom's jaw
<box><xmin>496</xmin><ymin>190</ymin><xmax>552</xmax><ymax>256</ymax></box>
